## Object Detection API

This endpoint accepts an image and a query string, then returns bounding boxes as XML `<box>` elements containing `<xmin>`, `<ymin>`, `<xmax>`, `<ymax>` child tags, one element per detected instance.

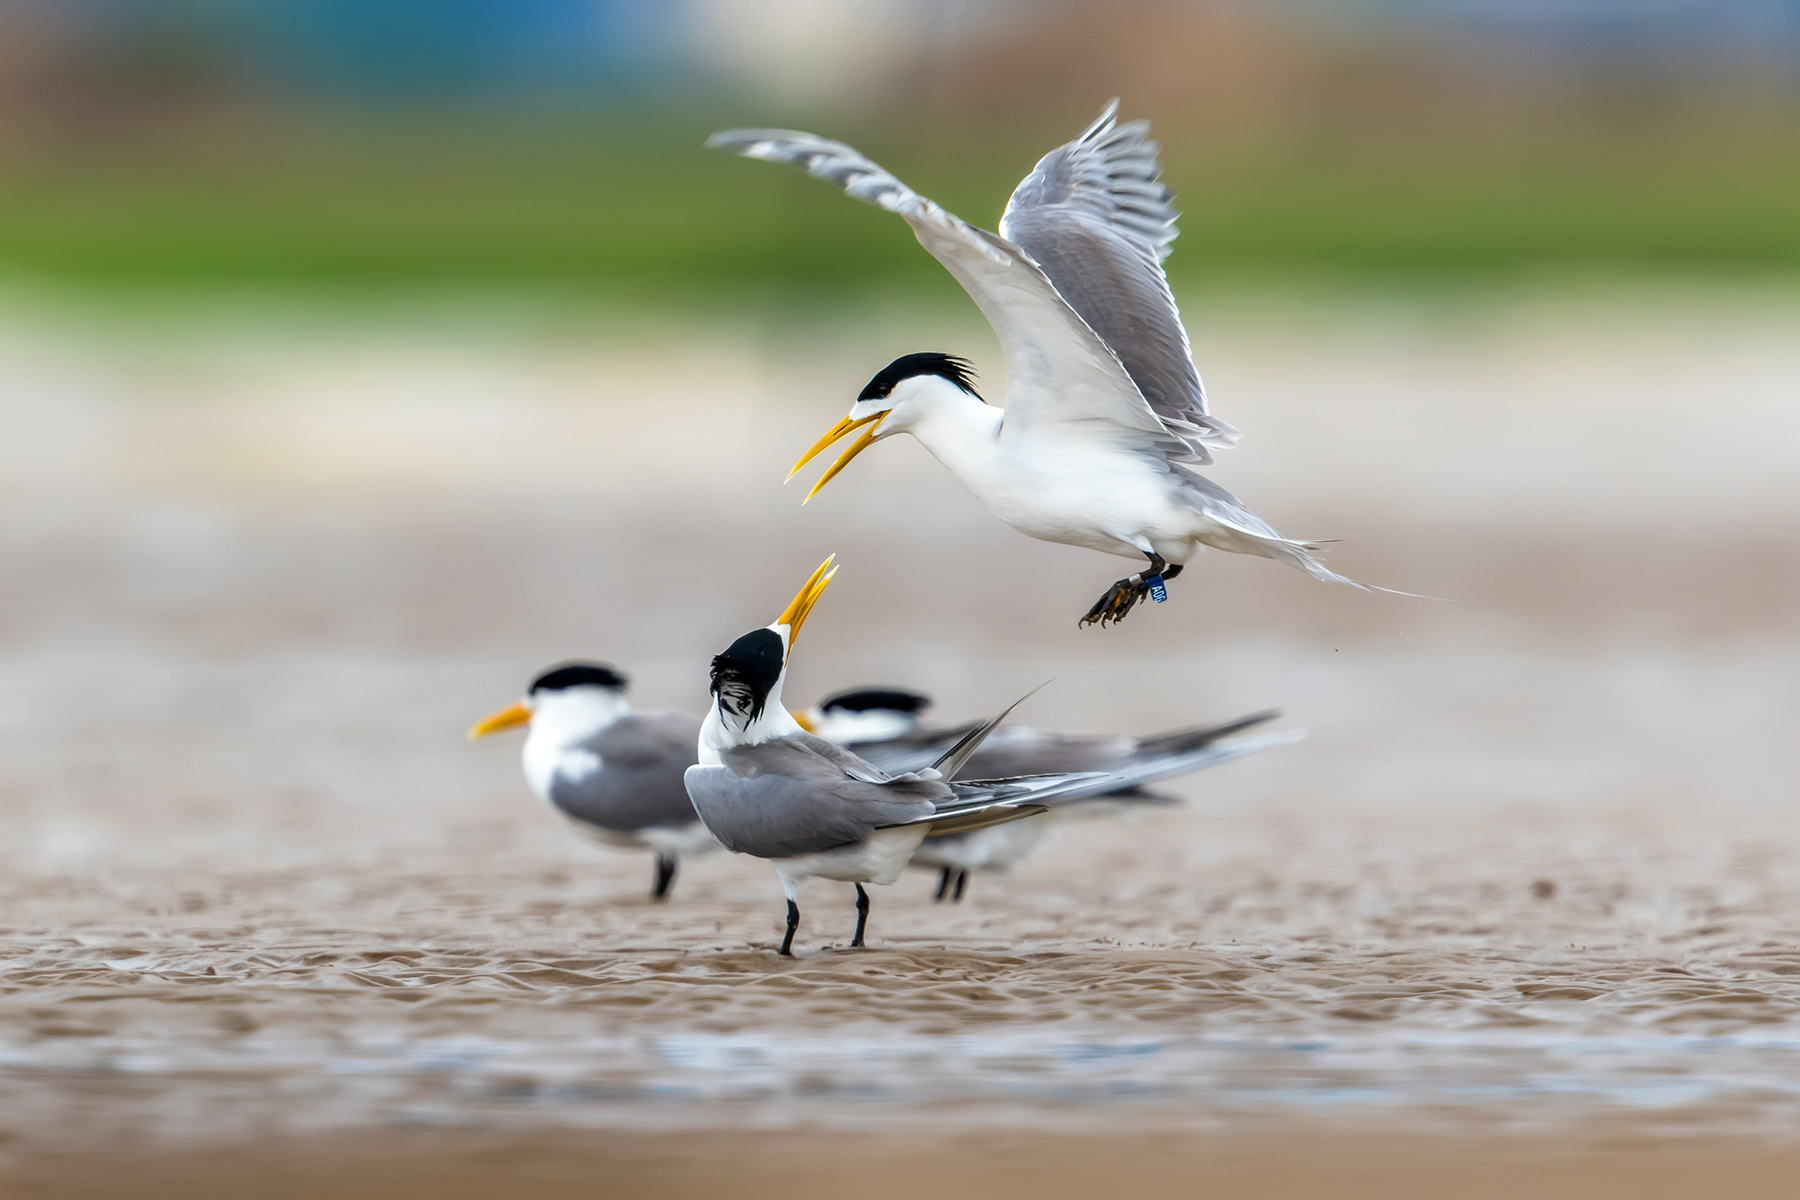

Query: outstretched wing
<box><xmin>705</xmin><ymin>127</ymin><xmax>1192</xmax><ymax>462</ymax></box>
<box><xmin>1000</xmin><ymin>100</ymin><xmax>1238</xmax><ymax>462</ymax></box>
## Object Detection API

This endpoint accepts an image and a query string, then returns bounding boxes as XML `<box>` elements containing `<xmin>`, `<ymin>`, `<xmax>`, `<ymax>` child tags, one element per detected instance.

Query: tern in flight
<box><xmin>711</xmin><ymin>101</ymin><xmax>1386</xmax><ymax>626</ymax></box>
<box><xmin>684</xmin><ymin>557</ymin><xmax>1129</xmax><ymax>956</ymax></box>
<box><xmin>469</xmin><ymin>663</ymin><xmax>716</xmax><ymax>901</ymax></box>
<box><xmin>800</xmin><ymin>687</ymin><xmax>1295</xmax><ymax>902</ymax></box>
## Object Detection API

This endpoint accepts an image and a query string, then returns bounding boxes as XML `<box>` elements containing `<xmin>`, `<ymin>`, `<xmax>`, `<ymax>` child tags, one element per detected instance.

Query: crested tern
<box><xmin>800</xmin><ymin>687</ymin><xmax>1295</xmax><ymax>901</ymax></box>
<box><xmin>684</xmin><ymin>556</ymin><xmax>1122</xmax><ymax>956</ymax></box>
<box><xmin>469</xmin><ymin>662</ymin><xmax>715</xmax><ymax>901</ymax></box>
<box><xmin>710</xmin><ymin>101</ymin><xmax>1385</xmax><ymax>627</ymax></box>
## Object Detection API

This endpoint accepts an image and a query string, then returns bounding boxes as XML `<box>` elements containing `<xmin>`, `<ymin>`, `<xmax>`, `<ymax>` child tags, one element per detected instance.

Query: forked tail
<box><xmin>1179</xmin><ymin>466</ymin><xmax>1441</xmax><ymax>600</ymax></box>
<box><xmin>1261</xmin><ymin>535</ymin><xmax>1440</xmax><ymax>601</ymax></box>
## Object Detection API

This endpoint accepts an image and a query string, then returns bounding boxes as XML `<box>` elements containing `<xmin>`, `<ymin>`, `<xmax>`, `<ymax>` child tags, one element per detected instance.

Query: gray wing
<box><xmin>684</xmin><ymin>738</ymin><xmax>943</xmax><ymax>859</ymax></box>
<box><xmin>995</xmin><ymin>715</ymin><xmax>1298</xmax><ymax>809</ymax></box>
<box><xmin>916</xmin><ymin>713</ymin><xmax>1294</xmax><ymax>862</ymax></box>
<box><xmin>548</xmin><ymin>711</ymin><xmax>700</xmax><ymax>833</ymax></box>
<box><xmin>962</xmin><ymin>728</ymin><xmax>1136</xmax><ymax>780</ymax></box>
<box><xmin>964</xmin><ymin>710</ymin><xmax>1285</xmax><ymax>786</ymax></box>
<box><xmin>1080</xmin><ymin>727</ymin><xmax>1303</xmax><ymax>801</ymax></box>
<box><xmin>781</xmin><ymin>730</ymin><xmax>915</xmax><ymax>784</ymax></box>
<box><xmin>707</xmin><ymin>125</ymin><xmax>1188</xmax><ymax>462</ymax></box>
<box><xmin>1134</xmin><ymin>709</ymin><xmax>1282</xmax><ymax>757</ymax></box>
<box><xmin>1000</xmin><ymin>100</ymin><xmax>1239</xmax><ymax>464</ymax></box>
<box><xmin>882</xmin><ymin>771</ymin><xmax>1113</xmax><ymax>835</ymax></box>
<box><xmin>843</xmin><ymin>722</ymin><xmax>981</xmax><ymax>774</ymax></box>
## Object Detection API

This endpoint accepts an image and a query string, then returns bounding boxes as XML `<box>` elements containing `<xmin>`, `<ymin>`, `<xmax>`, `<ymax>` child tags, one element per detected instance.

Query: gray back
<box><xmin>547</xmin><ymin>710</ymin><xmax>702</xmax><ymax>833</ymax></box>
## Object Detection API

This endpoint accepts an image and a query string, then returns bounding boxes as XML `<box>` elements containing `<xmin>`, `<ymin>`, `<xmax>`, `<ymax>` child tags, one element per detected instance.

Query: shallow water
<box><xmin>2</xmin><ymin>291</ymin><xmax>1798</xmax><ymax>1150</ymax></box>
<box><xmin>8</xmin><ymin>788</ymin><xmax>1800</xmax><ymax>1144</ymax></box>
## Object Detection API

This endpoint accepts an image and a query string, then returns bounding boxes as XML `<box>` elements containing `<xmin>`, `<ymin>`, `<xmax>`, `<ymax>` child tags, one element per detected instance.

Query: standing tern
<box><xmin>684</xmin><ymin>556</ymin><xmax>1121</xmax><ymax>956</ymax></box>
<box><xmin>469</xmin><ymin>662</ymin><xmax>715</xmax><ymax>901</ymax></box>
<box><xmin>800</xmin><ymin>687</ymin><xmax>1295</xmax><ymax>900</ymax></box>
<box><xmin>710</xmin><ymin>101</ymin><xmax>1385</xmax><ymax>627</ymax></box>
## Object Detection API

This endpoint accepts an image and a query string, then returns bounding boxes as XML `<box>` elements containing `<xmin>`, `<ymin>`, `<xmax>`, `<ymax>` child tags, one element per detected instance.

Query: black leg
<box><xmin>779</xmin><ymin>899</ymin><xmax>800</xmax><ymax>957</ymax></box>
<box><xmin>934</xmin><ymin>867</ymin><xmax>952</xmax><ymax>902</ymax></box>
<box><xmin>651</xmin><ymin>854</ymin><xmax>677</xmax><ymax>901</ymax></box>
<box><xmin>851</xmin><ymin>884</ymin><xmax>871</xmax><ymax>948</ymax></box>
<box><xmin>953</xmin><ymin>870</ymin><xmax>969</xmax><ymax>902</ymax></box>
<box><xmin>1079</xmin><ymin>552</ymin><xmax>1173</xmax><ymax>628</ymax></box>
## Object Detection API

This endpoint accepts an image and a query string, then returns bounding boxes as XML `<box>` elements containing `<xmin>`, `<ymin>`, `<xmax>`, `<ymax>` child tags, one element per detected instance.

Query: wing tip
<box><xmin>705</xmin><ymin>128</ymin><xmax>770</xmax><ymax>153</ymax></box>
<box><xmin>1079</xmin><ymin>98</ymin><xmax>1122</xmax><ymax>143</ymax></box>
<box><xmin>705</xmin><ymin>128</ymin><xmax>827</xmax><ymax>156</ymax></box>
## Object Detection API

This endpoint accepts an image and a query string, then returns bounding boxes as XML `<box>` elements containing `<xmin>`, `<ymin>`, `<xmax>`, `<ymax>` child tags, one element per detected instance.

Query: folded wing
<box><xmin>840</xmin><ymin>709</ymin><xmax>1294</xmax><ymax>802</ymax></box>
<box><xmin>684</xmin><ymin>720</ymin><xmax>1110</xmax><ymax>856</ymax></box>
<box><xmin>551</xmin><ymin>711</ymin><xmax>702</xmax><ymax>832</ymax></box>
<box><xmin>685</xmin><ymin>737</ymin><xmax>941</xmax><ymax>858</ymax></box>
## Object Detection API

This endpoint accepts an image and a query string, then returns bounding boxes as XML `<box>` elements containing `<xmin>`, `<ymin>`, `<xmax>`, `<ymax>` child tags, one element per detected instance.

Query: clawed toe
<box><xmin>1080</xmin><ymin>577</ymin><xmax>1150</xmax><ymax>628</ymax></box>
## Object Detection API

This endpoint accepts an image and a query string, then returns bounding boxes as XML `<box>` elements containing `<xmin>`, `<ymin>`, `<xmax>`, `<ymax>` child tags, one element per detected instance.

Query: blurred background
<box><xmin>0</xmin><ymin>0</ymin><xmax>1795</xmax><ymax>287</ymax></box>
<box><xmin>3</xmin><ymin>0</ymin><xmax>1800</xmax><ymax>1184</ymax></box>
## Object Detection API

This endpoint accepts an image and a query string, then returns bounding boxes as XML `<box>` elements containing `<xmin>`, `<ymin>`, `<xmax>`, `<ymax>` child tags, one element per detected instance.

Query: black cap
<box><xmin>529</xmin><ymin>662</ymin><xmax>629</xmax><ymax>694</ymax></box>
<box><xmin>859</xmin><ymin>353</ymin><xmax>980</xmax><ymax>402</ymax></box>
<box><xmin>818</xmin><ymin>687</ymin><xmax>932</xmax><ymax>716</ymax></box>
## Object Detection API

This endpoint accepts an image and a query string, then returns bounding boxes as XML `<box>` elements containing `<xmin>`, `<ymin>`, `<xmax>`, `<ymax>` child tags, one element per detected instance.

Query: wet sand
<box><xmin>1</xmin><ymin>286</ymin><xmax>1798</xmax><ymax>1190</ymax></box>
<box><xmin>15</xmin><ymin>1127</ymin><xmax>1800</xmax><ymax>1200</ymax></box>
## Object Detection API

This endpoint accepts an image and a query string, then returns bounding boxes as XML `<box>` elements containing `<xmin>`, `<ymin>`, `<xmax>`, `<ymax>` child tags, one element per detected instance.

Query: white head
<box><xmin>787</xmin><ymin>354</ymin><xmax>984</xmax><ymax>501</ymax></box>
<box><xmin>467</xmin><ymin>661</ymin><xmax>631</xmax><ymax>750</ymax></box>
<box><xmin>799</xmin><ymin>687</ymin><xmax>932</xmax><ymax>744</ymax></box>
<box><xmin>700</xmin><ymin>555</ymin><xmax>837</xmax><ymax>761</ymax></box>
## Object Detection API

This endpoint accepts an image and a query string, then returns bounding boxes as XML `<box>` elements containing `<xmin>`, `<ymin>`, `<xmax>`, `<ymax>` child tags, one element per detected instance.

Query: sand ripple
<box><xmin>7</xmin><ymin>811</ymin><xmax>1800</xmax><ymax>1146</ymax></box>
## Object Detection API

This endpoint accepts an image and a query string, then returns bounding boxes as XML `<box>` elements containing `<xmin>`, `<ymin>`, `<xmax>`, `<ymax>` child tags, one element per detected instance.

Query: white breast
<box><xmin>771</xmin><ymin>826</ymin><xmax>929</xmax><ymax>897</ymax></box>
<box><xmin>524</xmin><ymin>743</ymin><xmax>601</xmax><ymax>802</ymax></box>
<box><xmin>518</xmin><ymin>686</ymin><xmax>626</xmax><ymax>802</ymax></box>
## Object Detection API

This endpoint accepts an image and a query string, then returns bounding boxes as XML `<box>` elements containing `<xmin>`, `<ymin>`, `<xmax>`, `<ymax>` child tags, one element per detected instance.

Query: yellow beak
<box><xmin>791</xmin><ymin>709</ymin><xmax>819</xmax><ymax>734</ymax></box>
<box><xmin>467</xmin><ymin>701</ymin><xmax>532</xmax><ymax>740</ymax></box>
<box><xmin>775</xmin><ymin>554</ymin><xmax>838</xmax><ymax>643</ymax></box>
<box><xmin>787</xmin><ymin>412</ymin><xmax>886</xmax><ymax>503</ymax></box>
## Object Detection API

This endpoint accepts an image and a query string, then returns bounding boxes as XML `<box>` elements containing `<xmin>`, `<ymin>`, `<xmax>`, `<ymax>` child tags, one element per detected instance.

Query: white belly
<box><xmin>976</xmin><ymin>444</ymin><xmax>1203</xmax><ymax>562</ymax></box>
<box><xmin>771</xmin><ymin>826</ymin><xmax>928</xmax><ymax>897</ymax></box>
<box><xmin>565</xmin><ymin>816</ymin><xmax>722</xmax><ymax>857</ymax></box>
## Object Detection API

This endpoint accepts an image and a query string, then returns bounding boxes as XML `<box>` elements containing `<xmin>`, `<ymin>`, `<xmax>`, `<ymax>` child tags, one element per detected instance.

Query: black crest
<box><xmin>859</xmin><ymin>353</ymin><xmax>981</xmax><ymax>403</ymax></box>
<box><xmin>530</xmin><ymin>662</ymin><xmax>629</xmax><ymax>694</ymax></box>
<box><xmin>709</xmin><ymin>629</ymin><xmax>785</xmax><ymax>722</ymax></box>
<box><xmin>819</xmin><ymin>687</ymin><xmax>933</xmax><ymax>716</ymax></box>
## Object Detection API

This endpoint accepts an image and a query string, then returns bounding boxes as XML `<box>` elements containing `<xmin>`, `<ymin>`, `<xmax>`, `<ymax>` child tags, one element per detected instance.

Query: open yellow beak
<box><xmin>787</xmin><ymin>412</ymin><xmax>886</xmax><ymax>503</ymax></box>
<box><xmin>775</xmin><ymin>554</ymin><xmax>838</xmax><ymax>644</ymax></box>
<box><xmin>467</xmin><ymin>702</ymin><xmax>531</xmax><ymax>741</ymax></box>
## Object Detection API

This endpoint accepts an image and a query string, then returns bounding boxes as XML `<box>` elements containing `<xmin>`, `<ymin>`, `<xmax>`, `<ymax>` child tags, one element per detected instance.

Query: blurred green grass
<box><xmin>1</xmin><ymin>110</ymin><xmax>1796</xmax><ymax>289</ymax></box>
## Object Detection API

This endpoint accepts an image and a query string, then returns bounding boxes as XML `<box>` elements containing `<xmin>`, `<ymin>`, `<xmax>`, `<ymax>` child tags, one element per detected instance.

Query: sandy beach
<box><xmin>2</xmin><ymin>286</ymin><xmax>1798</xmax><ymax>1193</ymax></box>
